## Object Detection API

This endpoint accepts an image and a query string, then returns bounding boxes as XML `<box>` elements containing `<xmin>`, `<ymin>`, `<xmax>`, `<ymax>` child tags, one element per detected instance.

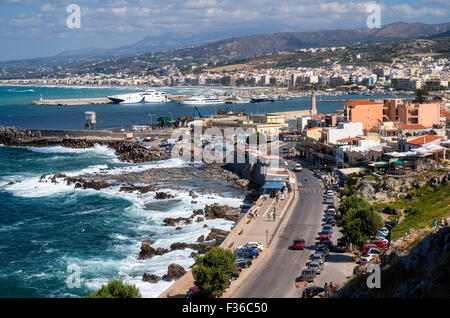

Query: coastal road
<box><xmin>232</xmin><ymin>162</ymin><xmax>326</xmax><ymax>298</ymax></box>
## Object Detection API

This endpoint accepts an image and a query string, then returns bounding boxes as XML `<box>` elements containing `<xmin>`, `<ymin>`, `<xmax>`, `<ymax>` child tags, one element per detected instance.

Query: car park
<box><xmin>299</xmin><ymin>269</ymin><xmax>316</xmax><ymax>282</ymax></box>
<box><xmin>308</xmin><ymin>260</ymin><xmax>323</xmax><ymax>274</ymax></box>
<box><xmin>302</xmin><ymin>286</ymin><xmax>325</xmax><ymax>298</ymax></box>
<box><xmin>292</xmin><ymin>238</ymin><xmax>305</xmax><ymax>250</ymax></box>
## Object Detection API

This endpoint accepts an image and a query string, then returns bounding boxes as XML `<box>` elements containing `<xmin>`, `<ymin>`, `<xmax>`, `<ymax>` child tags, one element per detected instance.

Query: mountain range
<box><xmin>1</xmin><ymin>21</ymin><xmax>449</xmax><ymax>78</ymax></box>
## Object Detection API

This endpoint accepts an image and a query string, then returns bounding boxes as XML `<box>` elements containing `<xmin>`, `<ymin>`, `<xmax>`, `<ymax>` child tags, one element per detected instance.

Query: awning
<box><xmin>262</xmin><ymin>181</ymin><xmax>285</xmax><ymax>190</ymax></box>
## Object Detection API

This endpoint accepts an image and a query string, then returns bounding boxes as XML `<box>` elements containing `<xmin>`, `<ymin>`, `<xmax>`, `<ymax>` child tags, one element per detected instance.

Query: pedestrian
<box><xmin>323</xmin><ymin>283</ymin><xmax>328</xmax><ymax>297</ymax></box>
<box><xmin>440</xmin><ymin>217</ymin><xmax>445</xmax><ymax>227</ymax></box>
<box><xmin>445</xmin><ymin>218</ymin><xmax>449</xmax><ymax>227</ymax></box>
<box><xmin>433</xmin><ymin>219</ymin><xmax>437</xmax><ymax>228</ymax></box>
<box><xmin>329</xmin><ymin>282</ymin><xmax>334</xmax><ymax>292</ymax></box>
<box><xmin>273</xmin><ymin>210</ymin><xmax>276</xmax><ymax>222</ymax></box>
<box><xmin>267</xmin><ymin>211</ymin><xmax>271</xmax><ymax>221</ymax></box>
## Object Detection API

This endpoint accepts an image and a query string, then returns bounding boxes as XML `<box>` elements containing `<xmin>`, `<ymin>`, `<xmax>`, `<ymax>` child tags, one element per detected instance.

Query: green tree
<box><xmin>337</xmin><ymin>196</ymin><xmax>384</xmax><ymax>248</ymax></box>
<box><xmin>414</xmin><ymin>88</ymin><xmax>429</xmax><ymax>103</ymax></box>
<box><xmin>88</xmin><ymin>279</ymin><xmax>141</xmax><ymax>298</ymax></box>
<box><xmin>192</xmin><ymin>247</ymin><xmax>237</xmax><ymax>298</ymax></box>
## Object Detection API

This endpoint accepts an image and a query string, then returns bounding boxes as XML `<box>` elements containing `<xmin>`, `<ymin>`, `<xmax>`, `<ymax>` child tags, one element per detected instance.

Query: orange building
<box><xmin>344</xmin><ymin>100</ymin><xmax>383</xmax><ymax>131</ymax></box>
<box><xmin>384</xmin><ymin>99</ymin><xmax>441</xmax><ymax>128</ymax></box>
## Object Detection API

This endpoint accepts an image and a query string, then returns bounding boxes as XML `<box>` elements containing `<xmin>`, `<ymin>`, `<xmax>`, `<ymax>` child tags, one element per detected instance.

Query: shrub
<box><xmin>88</xmin><ymin>279</ymin><xmax>141</xmax><ymax>298</ymax></box>
<box><xmin>192</xmin><ymin>247</ymin><xmax>237</xmax><ymax>298</ymax></box>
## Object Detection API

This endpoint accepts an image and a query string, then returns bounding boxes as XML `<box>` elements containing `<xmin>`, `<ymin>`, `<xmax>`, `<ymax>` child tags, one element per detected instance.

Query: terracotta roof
<box><xmin>406</xmin><ymin>135</ymin><xmax>441</xmax><ymax>146</ymax></box>
<box><xmin>336</xmin><ymin>137</ymin><xmax>364</xmax><ymax>143</ymax></box>
<box><xmin>442</xmin><ymin>110</ymin><xmax>450</xmax><ymax>118</ymax></box>
<box><xmin>345</xmin><ymin>100</ymin><xmax>379</xmax><ymax>106</ymax></box>
<box><xmin>304</xmin><ymin>127</ymin><xmax>321</xmax><ymax>132</ymax></box>
<box><xmin>396</xmin><ymin>123</ymin><xmax>426</xmax><ymax>130</ymax></box>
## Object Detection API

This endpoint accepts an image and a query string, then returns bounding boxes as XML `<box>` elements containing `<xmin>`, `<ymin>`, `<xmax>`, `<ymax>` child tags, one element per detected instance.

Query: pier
<box><xmin>31</xmin><ymin>97</ymin><xmax>112</xmax><ymax>106</ymax></box>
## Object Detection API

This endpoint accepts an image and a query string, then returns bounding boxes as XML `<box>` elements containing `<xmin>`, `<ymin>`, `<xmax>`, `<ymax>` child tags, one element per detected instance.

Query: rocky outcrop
<box><xmin>155</xmin><ymin>192</ymin><xmax>175</xmax><ymax>200</ymax></box>
<box><xmin>138</xmin><ymin>241</ymin><xmax>156</xmax><ymax>260</ymax></box>
<box><xmin>162</xmin><ymin>264</ymin><xmax>186</xmax><ymax>281</ymax></box>
<box><xmin>169</xmin><ymin>241</ymin><xmax>217</xmax><ymax>254</ymax></box>
<box><xmin>163</xmin><ymin>217</ymin><xmax>192</xmax><ymax>227</ymax></box>
<box><xmin>204</xmin><ymin>204</ymin><xmax>237</xmax><ymax>221</ymax></box>
<box><xmin>205</xmin><ymin>228</ymin><xmax>230</xmax><ymax>244</ymax></box>
<box><xmin>334</xmin><ymin>227</ymin><xmax>450</xmax><ymax>298</ymax></box>
<box><xmin>142</xmin><ymin>273</ymin><xmax>162</xmax><ymax>283</ymax></box>
<box><xmin>119</xmin><ymin>184</ymin><xmax>156</xmax><ymax>194</ymax></box>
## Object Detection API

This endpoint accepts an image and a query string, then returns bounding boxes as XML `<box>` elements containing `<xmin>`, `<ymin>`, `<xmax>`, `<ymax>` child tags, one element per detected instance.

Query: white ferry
<box><xmin>107</xmin><ymin>90</ymin><xmax>170</xmax><ymax>104</ymax></box>
<box><xmin>180</xmin><ymin>95</ymin><xmax>225</xmax><ymax>105</ymax></box>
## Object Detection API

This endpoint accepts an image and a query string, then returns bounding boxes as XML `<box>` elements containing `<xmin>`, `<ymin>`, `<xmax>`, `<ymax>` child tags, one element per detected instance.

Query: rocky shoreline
<box><xmin>0</xmin><ymin>126</ymin><xmax>171</xmax><ymax>163</ymax></box>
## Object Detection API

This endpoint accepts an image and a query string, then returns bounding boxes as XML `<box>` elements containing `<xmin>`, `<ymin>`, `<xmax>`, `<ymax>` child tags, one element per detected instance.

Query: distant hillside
<box><xmin>1</xmin><ymin>21</ymin><xmax>449</xmax><ymax>79</ymax></box>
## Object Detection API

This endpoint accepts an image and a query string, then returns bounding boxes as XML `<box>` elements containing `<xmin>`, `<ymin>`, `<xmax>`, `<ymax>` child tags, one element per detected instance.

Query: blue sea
<box><xmin>0</xmin><ymin>85</ymin><xmax>410</xmax><ymax>297</ymax></box>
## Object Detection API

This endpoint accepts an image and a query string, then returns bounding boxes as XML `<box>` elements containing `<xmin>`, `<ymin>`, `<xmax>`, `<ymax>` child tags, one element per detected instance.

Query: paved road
<box><xmin>232</xmin><ymin>162</ymin><xmax>326</xmax><ymax>298</ymax></box>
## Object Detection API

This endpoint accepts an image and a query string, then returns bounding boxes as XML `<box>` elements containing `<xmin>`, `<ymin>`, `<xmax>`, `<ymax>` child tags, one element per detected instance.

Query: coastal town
<box><xmin>0</xmin><ymin>1</ymin><xmax>449</xmax><ymax>304</ymax></box>
<box><xmin>1</xmin><ymin>47</ymin><xmax>448</xmax><ymax>94</ymax></box>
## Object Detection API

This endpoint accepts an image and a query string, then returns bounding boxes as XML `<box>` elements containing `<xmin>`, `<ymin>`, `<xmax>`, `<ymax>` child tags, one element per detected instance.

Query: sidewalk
<box><xmin>159</xmin><ymin>172</ymin><xmax>298</xmax><ymax>298</ymax></box>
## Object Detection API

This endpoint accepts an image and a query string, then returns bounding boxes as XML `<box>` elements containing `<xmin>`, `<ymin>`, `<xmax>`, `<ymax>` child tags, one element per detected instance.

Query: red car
<box><xmin>370</xmin><ymin>240</ymin><xmax>387</xmax><ymax>250</ymax></box>
<box><xmin>363</xmin><ymin>244</ymin><xmax>379</xmax><ymax>254</ymax></box>
<box><xmin>292</xmin><ymin>238</ymin><xmax>305</xmax><ymax>250</ymax></box>
<box><xmin>320</xmin><ymin>234</ymin><xmax>330</xmax><ymax>243</ymax></box>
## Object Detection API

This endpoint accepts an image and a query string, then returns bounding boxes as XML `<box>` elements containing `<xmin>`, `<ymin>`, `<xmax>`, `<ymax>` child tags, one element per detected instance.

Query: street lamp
<box><xmin>148</xmin><ymin>113</ymin><xmax>154</xmax><ymax>130</ymax></box>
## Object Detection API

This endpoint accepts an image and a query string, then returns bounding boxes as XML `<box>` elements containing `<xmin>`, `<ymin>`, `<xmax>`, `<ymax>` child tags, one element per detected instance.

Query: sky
<box><xmin>0</xmin><ymin>0</ymin><xmax>449</xmax><ymax>61</ymax></box>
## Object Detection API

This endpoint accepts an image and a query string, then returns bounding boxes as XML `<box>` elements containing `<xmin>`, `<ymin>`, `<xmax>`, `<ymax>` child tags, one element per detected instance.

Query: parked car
<box><xmin>320</xmin><ymin>229</ymin><xmax>332</xmax><ymax>237</ymax></box>
<box><xmin>321</xmin><ymin>239</ymin><xmax>333</xmax><ymax>249</ymax></box>
<box><xmin>299</xmin><ymin>269</ymin><xmax>316</xmax><ymax>282</ymax></box>
<box><xmin>335</xmin><ymin>240</ymin><xmax>350</xmax><ymax>253</ymax></box>
<box><xmin>235</xmin><ymin>248</ymin><xmax>259</xmax><ymax>259</ymax></box>
<box><xmin>322</xmin><ymin>224</ymin><xmax>333</xmax><ymax>233</ymax></box>
<box><xmin>326</xmin><ymin>208</ymin><xmax>336</xmax><ymax>215</ymax></box>
<box><xmin>360</xmin><ymin>253</ymin><xmax>378</xmax><ymax>264</ymax></box>
<box><xmin>320</xmin><ymin>234</ymin><xmax>330</xmax><ymax>243</ymax></box>
<box><xmin>326</xmin><ymin>190</ymin><xmax>334</xmax><ymax>196</ymax></box>
<box><xmin>311</xmin><ymin>253</ymin><xmax>325</xmax><ymax>264</ymax></box>
<box><xmin>185</xmin><ymin>286</ymin><xmax>201</xmax><ymax>298</ymax></box>
<box><xmin>302</xmin><ymin>286</ymin><xmax>325</xmax><ymax>298</ymax></box>
<box><xmin>369</xmin><ymin>240</ymin><xmax>387</xmax><ymax>250</ymax></box>
<box><xmin>374</xmin><ymin>236</ymin><xmax>389</xmax><ymax>244</ymax></box>
<box><xmin>308</xmin><ymin>260</ymin><xmax>323</xmax><ymax>274</ymax></box>
<box><xmin>292</xmin><ymin>238</ymin><xmax>305</xmax><ymax>250</ymax></box>
<box><xmin>324</xmin><ymin>196</ymin><xmax>334</xmax><ymax>204</ymax></box>
<box><xmin>231</xmin><ymin>269</ymin><xmax>240</xmax><ymax>281</ymax></box>
<box><xmin>365</xmin><ymin>247</ymin><xmax>381</xmax><ymax>256</ymax></box>
<box><xmin>235</xmin><ymin>258</ymin><xmax>252</xmax><ymax>268</ymax></box>
<box><xmin>294</xmin><ymin>164</ymin><xmax>303</xmax><ymax>172</ymax></box>
<box><xmin>316</xmin><ymin>244</ymin><xmax>329</xmax><ymax>257</ymax></box>
<box><xmin>238</xmin><ymin>242</ymin><xmax>264</xmax><ymax>252</ymax></box>
<box><xmin>363</xmin><ymin>244</ymin><xmax>379</xmax><ymax>254</ymax></box>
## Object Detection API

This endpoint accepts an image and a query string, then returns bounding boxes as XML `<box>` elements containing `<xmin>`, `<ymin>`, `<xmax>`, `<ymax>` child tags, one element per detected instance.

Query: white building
<box><xmin>322</xmin><ymin>122</ymin><xmax>364</xmax><ymax>144</ymax></box>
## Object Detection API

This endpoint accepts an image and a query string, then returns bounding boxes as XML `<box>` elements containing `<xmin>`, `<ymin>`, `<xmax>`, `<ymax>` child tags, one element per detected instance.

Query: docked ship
<box><xmin>107</xmin><ymin>90</ymin><xmax>170</xmax><ymax>104</ymax></box>
<box><xmin>180</xmin><ymin>95</ymin><xmax>225</xmax><ymax>105</ymax></box>
<box><xmin>250</xmin><ymin>95</ymin><xmax>274</xmax><ymax>103</ymax></box>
